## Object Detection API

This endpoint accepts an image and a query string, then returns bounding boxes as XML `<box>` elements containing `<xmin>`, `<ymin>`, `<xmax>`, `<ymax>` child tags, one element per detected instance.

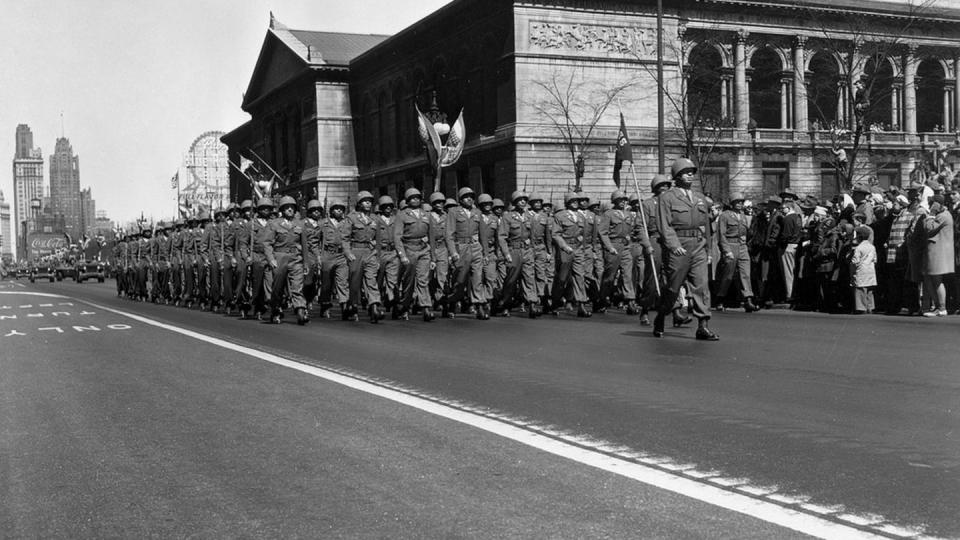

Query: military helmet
<box><xmin>329</xmin><ymin>200</ymin><xmax>346</xmax><ymax>210</ymax></box>
<box><xmin>378</xmin><ymin>195</ymin><xmax>395</xmax><ymax>208</ymax></box>
<box><xmin>240</xmin><ymin>199</ymin><xmax>253</xmax><ymax>210</ymax></box>
<box><xmin>650</xmin><ymin>174</ymin><xmax>672</xmax><ymax>192</ymax></box>
<box><xmin>670</xmin><ymin>157</ymin><xmax>698</xmax><ymax>178</ymax></box>
<box><xmin>444</xmin><ymin>198</ymin><xmax>459</xmax><ymax>209</ymax></box>
<box><xmin>457</xmin><ymin>186</ymin><xmax>475</xmax><ymax>199</ymax></box>
<box><xmin>226</xmin><ymin>203</ymin><xmax>238</xmax><ymax>212</ymax></box>
<box><xmin>563</xmin><ymin>191</ymin><xmax>580</xmax><ymax>204</ymax></box>
<box><xmin>256</xmin><ymin>197</ymin><xmax>274</xmax><ymax>209</ymax></box>
<box><xmin>198</xmin><ymin>211</ymin><xmax>211</xmax><ymax>221</ymax></box>
<box><xmin>306</xmin><ymin>199</ymin><xmax>323</xmax><ymax>211</ymax></box>
<box><xmin>278</xmin><ymin>195</ymin><xmax>297</xmax><ymax>208</ymax></box>
<box><xmin>511</xmin><ymin>190</ymin><xmax>528</xmax><ymax>203</ymax></box>
<box><xmin>156</xmin><ymin>221</ymin><xmax>166</xmax><ymax>230</ymax></box>
<box><xmin>477</xmin><ymin>193</ymin><xmax>493</xmax><ymax>205</ymax></box>
<box><xmin>356</xmin><ymin>190</ymin><xmax>374</xmax><ymax>202</ymax></box>
<box><xmin>580</xmin><ymin>195</ymin><xmax>592</xmax><ymax>204</ymax></box>
<box><xmin>542</xmin><ymin>200</ymin><xmax>553</xmax><ymax>208</ymax></box>
<box><xmin>404</xmin><ymin>188</ymin><xmax>422</xmax><ymax>201</ymax></box>
<box><xmin>529</xmin><ymin>192</ymin><xmax>545</xmax><ymax>202</ymax></box>
<box><xmin>492</xmin><ymin>198</ymin><xmax>505</xmax><ymax>209</ymax></box>
<box><xmin>629</xmin><ymin>193</ymin><xmax>640</xmax><ymax>203</ymax></box>
<box><xmin>214</xmin><ymin>206</ymin><xmax>227</xmax><ymax>216</ymax></box>
<box><xmin>429</xmin><ymin>191</ymin><xmax>446</xmax><ymax>205</ymax></box>
<box><xmin>610</xmin><ymin>190</ymin><xmax>628</xmax><ymax>203</ymax></box>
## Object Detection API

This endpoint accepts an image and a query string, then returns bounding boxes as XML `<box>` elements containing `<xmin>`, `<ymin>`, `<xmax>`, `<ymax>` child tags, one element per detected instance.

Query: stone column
<box><xmin>781</xmin><ymin>79</ymin><xmax>790</xmax><ymax>129</ymax></box>
<box><xmin>734</xmin><ymin>31</ymin><xmax>749</xmax><ymax>129</ymax></box>
<box><xmin>720</xmin><ymin>75</ymin><xmax>730</xmax><ymax>119</ymax></box>
<box><xmin>944</xmin><ymin>87</ymin><xmax>952</xmax><ymax>131</ymax></box>
<box><xmin>955</xmin><ymin>56</ymin><xmax>960</xmax><ymax>131</ymax></box>
<box><xmin>793</xmin><ymin>37</ymin><xmax>808</xmax><ymax>131</ymax></box>
<box><xmin>891</xmin><ymin>83</ymin><xmax>901</xmax><ymax>129</ymax></box>
<box><xmin>903</xmin><ymin>45</ymin><xmax>918</xmax><ymax>134</ymax></box>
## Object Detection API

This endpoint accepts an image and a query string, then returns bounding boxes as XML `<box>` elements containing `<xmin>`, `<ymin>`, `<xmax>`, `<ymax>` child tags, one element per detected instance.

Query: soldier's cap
<box><xmin>428</xmin><ymin>191</ymin><xmax>445</xmax><ymax>204</ymax></box>
<box><xmin>457</xmin><ymin>186</ymin><xmax>475</xmax><ymax>199</ymax></box>
<box><xmin>778</xmin><ymin>188</ymin><xmax>798</xmax><ymax>200</ymax></box>
<box><xmin>798</xmin><ymin>195</ymin><xmax>818</xmax><ymax>209</ymax></box>
<box><xmin>444</xmin><ymin>198</ymin><xmax>458</xmax><ymax>209</ymax></box>
<box><xmin>377</xmin><ymin>195</ymin><xmax>395</xmax><ymax>208</ymax></box>
<box><xmin>528</xmin><ymin>192</ymin><xmax>545</xmax><ymax>202</ymax></box>
<box><xmin>306</xmin><ymin>199</ymin><xmax>323</xmax><ymax>211</ymax></box>
<box><xmin>588</xmin><ymin>199</ymin><xmax>600</xmax><ymax>208</ymax></box>
<box><xmin>851</xmin><ymin>183</ymin><xmax>872</xmax><ymax>194</ymax></box>
<box><xmin>492</xmin><ymin>198</ymin><xmax>505</xmax><ymax>208</ymax></box>
<box><xmin>650</xmin><ymin>174</ymin><xmax>672</xmax><ymax>192</ymax></box>
<box><xmin>767</xmin><ymin>195</ymin><xmax>783</xmax><ymax>206</ymax></box>
<box><xmin>278</xmin><ymin>195</ymin><xmax>297</xmax><ymax>208</ymax></box>
<box><xmin>542</xmin><ymin>200</ymin><xmax>553</xmax><ymax>207</ymax></box>
<box><xmin>329</xmin><ymin>201</ymin><xmax>347</xmax><ymax>210</ymax></box>
<box><xmin>225</xmin><ymin>203</ymin><xmax>238</xmax><ymax>212</ymax></box>
<box><xmin>510</xmin><ymin>190</ymin><xmax>528</xmax><ymax>203</ymax></box>
<box><xmin>629</xmin><ymin>193</ymin><xmax>640</xmax><ymax>203</ymax></box>
<box><xmin>256</xmin><ymin>197</ymin><xmax>274</xmax><ymax>208</ymax></box>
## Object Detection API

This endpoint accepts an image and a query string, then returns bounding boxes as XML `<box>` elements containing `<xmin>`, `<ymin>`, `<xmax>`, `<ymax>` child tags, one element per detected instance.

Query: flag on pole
<box><xmin>170</xmin><ymin>171</ymin><xmax>179</xmax><ymax>190</ymax></box>
<box><xmin>613</xmin><ymin>112</ymin><xmax>633</xmax><ymax>188</ymax></box>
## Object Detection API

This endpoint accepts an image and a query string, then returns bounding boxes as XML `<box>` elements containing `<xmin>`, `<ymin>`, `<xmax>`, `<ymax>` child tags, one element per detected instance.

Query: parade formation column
<box><xmin>735</xmin><ymin>31</ymin><xmax>749</xmax><ymax>130</ymax></box>
<box><xmin>793</xmin><ymin>37</ymin><xmax>808</xmax><ymax>132</ymax></box>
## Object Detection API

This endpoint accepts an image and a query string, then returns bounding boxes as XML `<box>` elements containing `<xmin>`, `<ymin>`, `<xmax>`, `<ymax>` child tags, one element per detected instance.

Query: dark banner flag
<box><xmin>613</xmin><ymin>112</ymin><xmax>633</xmax><ymax>188</ymax></box>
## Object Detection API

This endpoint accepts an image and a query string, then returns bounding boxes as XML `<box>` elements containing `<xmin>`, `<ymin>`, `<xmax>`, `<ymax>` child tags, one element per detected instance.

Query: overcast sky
<box><xmin>0</xmin><ymin>0</ymin><xmax>451</xmax><ymax>229</ymax></box>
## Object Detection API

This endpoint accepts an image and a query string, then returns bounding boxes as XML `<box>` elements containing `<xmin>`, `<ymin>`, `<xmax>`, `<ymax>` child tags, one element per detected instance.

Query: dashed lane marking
<box><xmin>77</xmin><ymin>299</ymin><xmax>922</xmax><ymax>540</ymax></box>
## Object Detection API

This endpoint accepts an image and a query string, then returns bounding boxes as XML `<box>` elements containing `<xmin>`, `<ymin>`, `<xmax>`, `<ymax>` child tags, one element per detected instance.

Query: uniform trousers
<box><xmin>233</xmin><ymin>259</ymin><xmax>252</xmax><ymax>309</ymax></box>
<box><xmin>533</xmin><ymin>244</ymin><xmax>551</xmax><ymax>297</ymax></box>
<box><xmin>125</xmin><ymin>267</ymin><xmax>137</xmax><ymax>296</ymax></box>
<box><xmin>631</xmin><ymin>242</ymin><xmax>646</xmax><ymax>301</ymax></box>
<box><xmin>319</xmin><ymin>250</ymin><xmax>348</xmax><ymax>305</ymax></box>
<box><xmin>432</xmin><ymin>246</ymin><xmax>450</xmax><ymax>303</ymax></box>
<box><xmin>377</xmin><ymin>250</ymin><xmax>401</xmax><ymax>307</ymax></box>
<box><xmin>399</xmin><ymin>244</ymin><xmax>432</xmax><ymax>310</ymax></box>
<box><xmin>196</xmin><ymin>263</ymin><xmax>210</xmax><ymax>305</ymax></box>
<box><xmin>639</xmin><ymin>240</ymin><xmax>664</xmax><ymax>310</ymax></box>
<box><xmin>480</xmin><ymin>246</ymin><xmax>499</xmax><ymax>303</ymax></box>
<box><xmin>153</xmin><ymin>262</ymin><xmax>170</xmax><ymax>301</ymax></box>
<box><xmin>181</xmin><ymin>258</ymin><xmax>197</xmax><ymax>303</ymax></box>
<box><xmin>208</xmin><ymin>258</ymin><xmax>223</xmax><ymax>306</ymax></box>
<box><xmin>658</xmin><ymin>237</ymin><xmax>711</xmax><ymax>320</ymax></box>
<box><xmin>250</xmin><ymin>253</ymin><xmax>272</xmax><ymax>314</ymax></box>
<box><xmin>115</xmin><ymin>264</ymin><xmax>127</xmax><ymax>295</ymax></box>
<box><xmin>716</xmin><ymin>242</ymin><xmax>754</xmax><ymax>299</ymax></box>
<box><xmin>600</xmin><ymin>240</ymin><xmax>636</xmax><ymax>303</ymax></box>
<box><xmin>447</xmin><ymin>242</ymin><xmax>484</xmax><ymax>305</ymax></box>
<box><xmin>347</xmin><ymin>247</ymin><xmax>381</xmax><ymax>306</ymax></box>
<box><xmin>582</xmin><ymin>245</ymin><xmax>602</xmax><ymax>302</ymax></box>
<box><xmin>136</xmin><ymin>263</ymin><xmax>150</xmax><ymax>298</ymax></box>
<box><xmin>500</xmin><ymin>247</ymin><xmax>537</xmax><ymax>306</ymax></box>
<box><xmin>552</xmin><ymin>246</ymin><xmax>589</xmax><ymax>306</ymax></box>
<box><xmin>302</xmin><ymin>259</ymin><xmax>320</xmax><ymax>306</ymax></box>
<box><xmin>269</xmin><ymin>252</ymin><xmax>305</xmax><ymax>313</ymax></box>
<box><xmin>222</xmin><ymin>261</ymin><xmax>236</xmax><ymax>307</ymax></box>
<box><xmin>170</xmin><ymin>261</ymin><xmax>182</xmax><ymax>301</ymax></box>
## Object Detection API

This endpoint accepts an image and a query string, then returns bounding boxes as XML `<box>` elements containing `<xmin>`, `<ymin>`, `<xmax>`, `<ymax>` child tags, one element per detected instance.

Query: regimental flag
<box><xmin>613</xmin><ymin>112</ymin><xmax>633</xmax><ymax>188</ymax></box>
<box><xmin>170</xmin><ymin>171</ymin><xmax>179</xmax><ymax>190</ymax></box>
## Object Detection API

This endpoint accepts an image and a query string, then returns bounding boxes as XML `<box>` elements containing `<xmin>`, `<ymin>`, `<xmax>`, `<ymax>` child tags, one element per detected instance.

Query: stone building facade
<box><xmin>229</xmin><ymin>0</ymin><xmax>960</xmax><ymax>206</ymax></box>
<box><xmin>49</xmin><ymin>137</ymin><xmax>81</xmax><ymax>240</ymax></box>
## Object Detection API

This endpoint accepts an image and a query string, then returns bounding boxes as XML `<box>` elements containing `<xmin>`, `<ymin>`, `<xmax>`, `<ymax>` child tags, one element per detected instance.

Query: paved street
<box><xmin>2</xmin><ymin>278</ymin><xmax>958</xmax><ymax>538</ymax></box>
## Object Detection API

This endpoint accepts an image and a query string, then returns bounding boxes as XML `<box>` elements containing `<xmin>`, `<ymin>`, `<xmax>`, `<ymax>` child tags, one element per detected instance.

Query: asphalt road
<box><xmin>2</xmin><ymin>278</ymin><xmax>958</xmax><ymax>538</ymax></box>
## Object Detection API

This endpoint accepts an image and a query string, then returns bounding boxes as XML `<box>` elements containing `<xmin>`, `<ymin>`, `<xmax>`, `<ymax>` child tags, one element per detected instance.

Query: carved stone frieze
<box><xmin>528</xmin><ymin>21</ymin><xmax>657</xmax><ymax>58</ymax></box>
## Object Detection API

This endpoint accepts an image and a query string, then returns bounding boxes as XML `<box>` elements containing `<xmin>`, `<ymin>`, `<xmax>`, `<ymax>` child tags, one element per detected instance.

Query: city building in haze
<box><xmin>0</xmin><ymin>190</ymin><xmax>12</xmax><ymax>261</ymax></box>
<box><xmin>80</xmin><ymin>187</ymin><xmax>96</xmax><ymax>237</ymax></box>
<box><xmin>12</xmin><ymin>124</ymin><xmax>45</xmax><ymax>261</ymax></box>
<box><xmin>49</xmin><ymin>137</ymin><xmax>81</xmax><ymax>240</ymax></box>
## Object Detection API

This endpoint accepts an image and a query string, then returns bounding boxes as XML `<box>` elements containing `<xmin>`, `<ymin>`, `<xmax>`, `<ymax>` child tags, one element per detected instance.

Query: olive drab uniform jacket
<box><xmin>262</xmin><ymin>217</ymin><xmax>305</xmax><ymax>266</ymax></box>
<box><xmin>656</xmin><ymin>187</ymin><xmax>713</xmax><ymax>252</ymax></box>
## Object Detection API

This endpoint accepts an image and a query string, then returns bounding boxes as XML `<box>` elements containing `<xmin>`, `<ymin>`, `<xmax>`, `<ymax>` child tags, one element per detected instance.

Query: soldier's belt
<box><xmin>562</xmin><ymin>238</ymin><xmax>583</xmax><ymax>247</ymax></box>
<box><xmin>674</xmin><ymin>229</ymin><xmax>704</xmax><ymax>238</ymax></box>
<box><xmin>275</xmin><ymin>247</ymin><xmax>300</xmax><ymax>254</ymax></box>
<box><xmin>610</xmin><ymin>237</ymin><xmax>629</xmax><ymax>244</ymax></box>
<box><xmin>532</xmin><ymin>240</ymin><xmax>545</xmax><ymax>246</ymax></box>
<box><xmin>380</xmin><ymin>242</ymin><xmax>395</xmax><ymax>250</ymax></box>
<box><xmin>323</xmin><ymin>245</ymin><xmax>343</xmax><ymax>253</ymax></box>
<box><xmin>350</xmin><ymin>241</ymin><xmax>373</xmax><ymax>248</ymax></box>
<box><xmin>507</xmin><ymin>240</ymin><xmax>530</xmax><ymax>249</ymax></box>
<box><xmin>402</xmin><ymin>239</ymin><xmax>427</xmax><ymax>248</ymax></box>
<box><xmin>724</xmin><ymin>235</ymin><xmax>747</xmax><ymax>242</ymax></box>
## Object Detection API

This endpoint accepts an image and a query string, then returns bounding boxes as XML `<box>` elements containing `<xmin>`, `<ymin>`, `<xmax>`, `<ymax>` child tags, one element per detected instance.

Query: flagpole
<box><xmin>628</xmin><ymin>162</ymin><xmax>661</xmax><ymax>297</ymax></box>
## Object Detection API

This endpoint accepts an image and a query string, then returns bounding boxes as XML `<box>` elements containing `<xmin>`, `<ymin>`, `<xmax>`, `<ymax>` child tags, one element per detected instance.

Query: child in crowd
<box><xmin>850</xmin><ymin>225</ymin><xmax>877</xmax><ymax>314</ymax></box>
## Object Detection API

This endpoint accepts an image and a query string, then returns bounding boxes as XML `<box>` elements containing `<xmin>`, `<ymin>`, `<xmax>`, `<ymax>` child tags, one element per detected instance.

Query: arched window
<box><xmin>749</xmin><ymin>47</ymin><xmax>783</xmax><ymax>128</ymax></box>
<box><xmin>863</xmin><ymin>56</ymin><xmax>895</xmax><ymax>129</ymax></box>
<box><xmin>807</xmin><ymin>51</ymin><xmax>840</xmax><ymax>128</ymax></box>
<box><xmin>687</xmin><ymin>43</ymin><xmax>725</xmax><ymax>125</ymax></box>
<box><xmin>917</xmin><ymin>58</ymin><xmax>946</xmax><ymax>132</ymax></box>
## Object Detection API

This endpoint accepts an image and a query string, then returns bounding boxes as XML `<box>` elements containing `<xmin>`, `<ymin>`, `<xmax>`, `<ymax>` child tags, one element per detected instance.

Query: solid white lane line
<box><xmin>83</xmin><ymin>300</ymin><xmax>896</xmax><ymax>540</ymax></box>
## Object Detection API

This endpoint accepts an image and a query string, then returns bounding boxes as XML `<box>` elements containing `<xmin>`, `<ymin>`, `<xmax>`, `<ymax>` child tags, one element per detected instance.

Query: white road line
<box><xmin>0</xmin><ymin>291</ymin><xmax>70</xmax><ymax>298</ymax></box>
<box><xmin>81</xmin><ymin>300</ymin><xmax>899</xmax><ymax>540</ymax></box>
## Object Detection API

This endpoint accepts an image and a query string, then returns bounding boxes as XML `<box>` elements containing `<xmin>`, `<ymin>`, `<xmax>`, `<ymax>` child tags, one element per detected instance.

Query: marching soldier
<box><xmin>180</xmin><ymin>215</ymin><xmax>201</xmax><ymax>307</ymax></box>
<box><xmin>221</xmin><ymin>204</ymin><xmax>239</xmax><ymax>315</ymax></box>
<box><xmin>715</xmin><ymin>193</ymin><xmax>759</xmax><ymax>312</ymax></box>
<box><xmin>394</xmin><ymin>188</ymin><xmax>436</xmax><ymax>321</ymax></box>
<box><xmin>152</xmin><ymin>222</ymin><xmax>172</xmax><ymax>303</ymax></box>
<box><xmin>528</xmin><ymin>193</ymin><xmax>553</xmax><ymax>311</ymax></box>
<box><xmin>203</xmin><ymin>208</ymin><xmax>228</xmax><ymax>312</ymax></box>
<box><xmin>248</xmin><ymin>199</ymin><xmax>274</xmax><ymax>319</ymax></box>
<box><xmin>598</xmin><ymin>190</ymin><xmax>638</xmax><ymax>314</ymax></box>
<box><xmin>653</xmin><ymin>158</ymin><xmax>719</xmax><ymax>340</ymax></box>
<box><xmin>318</xmin><ymin>200</ymin><xmax>349</xmax><ymax>318</ymax></box>
<box><xmin>492</xmin><ymin>198</ymin><xmax>508</xmax><ymax>288</ymax></box>
<box><xmin>125</xmin><ymin>232</ymin><xmax>138</xmax><ymax>299</ymax></box>
<box><xmin>551</xmin><ymin>192</ymin><xmax>591</xmax><ymax>317</ymax></box>
<box><xmin>638</xmin><ymin>177</ymin><xmax>671</xmax><ymax>325</ymax></box>
<box><xmin>580</xmin><ymin>197</ymin><xmax>603</xmax><ymax>308</ymax></box>
<box><xmin>477</xmin><ymin>193</ymin><xmax>500</xmax><ymax>310</ymax></box>
<box><xmin>628</xmin><ymin>194</ymin><xmax>646</xmax><ymax>310</ymax></box>
<box><xmin>301</xmin><ymin>199</ymin><xmax>323</xmax><ymax>313</ymax></box>
<box><xmin>114</xmin><ymin>234</ymin><xmax>128</xmax><ymax>297</ymax></box>
<box><xmin>262</xmin><ymin>196</ymin><xmax>308</xmax><ymax>325</ymax></box>
<box><xmin>195</xmin><ymin>212</ymin><xmax>212</xmax><ymax>309</ymax></box>
<box><xmin>232</xmin><ymin>200</ymin><xmax>254</xmax><ymax>317</ymax></box>
<box><xmin>496</xmin><ymin>191</ymin><xmax>539</xmax><ymax>317</ymax></box>
<box><xmin>375</xmin><ymin>195</ymin><xmax>401</xmax><ymax>313</ymax></box>
<box><xmin>135</xmin><ymin>228</ymin><xmax>152</xmax><ymax>301</ymax></box>
<box><xmin>445</xmin><ymin>186</ymin><xmax>488</xmax><ymax>319</ymax></box>
<box><xmin>341</xmin><ymin>191</ymin><xmax>384</xmax><ymax>323</ymax></box>
<box><xmin>427</xmin><ymin>193</ymin><xmax>449</xmax><ymax>314</ymax></box>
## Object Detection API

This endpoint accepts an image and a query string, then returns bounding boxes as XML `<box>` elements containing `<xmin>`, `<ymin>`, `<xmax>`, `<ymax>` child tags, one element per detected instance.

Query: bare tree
<box><xmin>530</xmin><ymin>69</ymin><xmax>635</xmax><ymax>191</ymax></box>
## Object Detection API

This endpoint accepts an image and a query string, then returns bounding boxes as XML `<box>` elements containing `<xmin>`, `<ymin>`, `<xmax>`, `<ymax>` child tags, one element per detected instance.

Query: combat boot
<box><xmin>296</xmin><ymin>307</ymin><xmax>309</xmax><ymax>325</ymax></box>
<box><xmin>626</xmin><ymin>300</ymin><xmax>639</xmax><ymax>315</ymax></box>
<box><xmin>577</xmin><ymin>302</ymin><xmax>592</xmax><ymax>318</ymax></box>
<box><xmin>422</xmin><ymin>307</ymin><xmax>436</xmax><ymax>322</ymax></box>
<box><xmin>744</xmin><ymin>297</ymin><xmax>759</xmax><ymax>312</ymax></box>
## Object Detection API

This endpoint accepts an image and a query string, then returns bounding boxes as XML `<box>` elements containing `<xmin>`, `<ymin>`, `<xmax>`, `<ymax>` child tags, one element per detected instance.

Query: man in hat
<box><xmin>598</xmin><ymin>190</ymin><xmax>638</xmax><ymax>314</ymax></box>
<box><xmin>778</xmin><ymin>195</ymin><xmax>803</xmax><ymax>304</ymax></box>
<box><xmin>715</xmin><ymin>193</ymin><xmax>759</xmax><ymax>312</ymax></box>
<box><xmin>135</xmin><ymin>227</ymin><xmax>153</xmax><ymax>301</ymax></box>
<box><xmin>528</xmin><ymin>192</ymin><xmax>554</xmax><ymax>312</ymax></box>
<box><xmin>496</xmin><ymin>191</ymin><xmax>539</xmax><ymax>317</ymax></box>
<box><xmin>653</xmin><ymin>158</ymin><xmax>718</xmax><ymax>340</ymax></box>
<box><xmin>263</xmin><ymin>196</ymin><xmax>308</xmax><ymax>325</ymax></box>
<box><xmin>638</xmin><ymin>175</ymin><xmax>675</xmax><ymax>325</ymax></box>
<box><xmin>180</xmin><ymin>215</ymin><xmax>202</xmax><ymax>307</ymax></box>
<box><xmin>231</xmin><ymin>201</ymin><xmax>253</xmax><ymax>317</ymax></box>
<box><xmin>152</xmin><ymin>222</ymin><xmax>173</xmax><ymax>304</ymax></box>
<box><xmin>757</xmin><ymin>195</ymin><xmax>784</xmax><ymax>307</ymax></box>
<box><xmin>221</xmin><ymin>204</ymin><xmax>239</xmax><ymax>315</ymax></box>
<box><xmin>445</xmin><ymin>186</ymin><xmax>488</xmax><ymax>319</ymax></box>
<box><xmin>300</xmin><ymin>199</ymin><xmax>324</xmax><ymax>313</ymax></box>
<box><xmin>169</xmin><ymin>220</ymin><xmax>185</xmax><ymax>303</ymax></box>
<box><xmin>113</xmin><ymin>233</ymin><xmax>129</xmax><ymax>297</ymax></box>
<box><xmin>851</xmin><ymin>183</ymin><xmax>875</xmax><ymax>225</ymax></box>
<box><xmin>394</xmin><ymin>188</ymin><xmax>437</xmax><ymax>321</ymax></box>
<box><xmin>551</xmin><ymin>191</ymin><xmax>592</xmax><ymax>317</ymax></box>
<box><xmin>477</xmin><ymin>193</ymin><xmax>501</xmax><ymax>311</ymax></box>
<box><xmin>318</xmin><ymin>200</ymin><xmax>349</xmax><ymax>319</ymax></box>
<box><xmin>427</xmin><ymin>192</ymin><xmax>450</xmax><ymax>314</ymax></box>
<box><xmin>579</xmin><ymin>196</ymin><xmax>603</xmax><ymax>310</ymax></box>
<box><xmin>341</xmin><ymin>191</ymin><xmax>383</xmax><ymax>322</ymax></box>
<box><xmin>374</xmin><ymin>195</ymin><xmax>400</xmax><ymax>313</ymax></box>
<box><xmin>202</xmin><ymin>208</ymin><xmax>228</xmax><ymax>312</ymax></box>
<box><xmin>247</xmin><ymin>199</ymin><xmax>274</xmax><ymax>319</ymax></box>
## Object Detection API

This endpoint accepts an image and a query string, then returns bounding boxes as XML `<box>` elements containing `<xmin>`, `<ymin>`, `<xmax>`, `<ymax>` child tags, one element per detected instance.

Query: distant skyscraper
<box><xmin>0</xmin><ymin>190</ymin><xmax>12</xmax><ymax>259</ymax></box>
<box><xmin>79</xmin><ymin>187</ymin><xmax>96</xmax><ymax>236</ymax></box>
<box><xmin>49</xmin><ymin>137</ymin><xmax>81</xmax><ymax>240</ymax></box>
<box><xmin>12</xmin><ymin>124</ymin><xmax>45</xmax><ymax>260</ymax></box>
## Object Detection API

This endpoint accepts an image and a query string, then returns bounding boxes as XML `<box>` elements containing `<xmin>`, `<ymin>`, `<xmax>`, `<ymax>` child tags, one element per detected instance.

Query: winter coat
<box><xmin>850</xmin><ymin>241</ymin><xmax>877</xmax><ymax>287</ymax></box>
<box><xmin>924</xmin><ymin>210</ymin><xmax>955</xmax><ymax>276</ymax></box>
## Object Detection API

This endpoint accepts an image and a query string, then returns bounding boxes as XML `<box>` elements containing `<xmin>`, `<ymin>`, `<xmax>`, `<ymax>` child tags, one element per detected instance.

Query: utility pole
<box><xmin>657</xmin><ymin>0</ymin><xmax>665</xmax><ymax>174</ymax></box>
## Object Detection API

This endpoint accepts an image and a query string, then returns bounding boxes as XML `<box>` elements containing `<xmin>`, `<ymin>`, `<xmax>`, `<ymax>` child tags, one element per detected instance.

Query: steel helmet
<box><xmin>377</xmin><ymin>195</ymin><xmax>394</xmax><ymax>208</ymax></box>
<box><xmin>457</xmin><ymin>186</ymin><xmax>475</xmax><ymax>199</ymax></box>
<box><xmin>610</xmin><ymin>190</ymin><xmax>627</xmax><ymax>203</ymax></box>
<box><xmin>226</xmin><ymin>203</ymin><xmax>238</xmax><ymax>212</ymax></box>
<box><xmin>214</xmin><ymin>206</ymin><xmax>227</xmax><ymax>216</ymax></box>
<box><xmin>256</xmin><ymin>197</ymin><xmax>274</xmax><ymax>209</ymax></box>
<box><xmin>542</xmin><ymin>200</ymin><xmax>553</xmax><ymax>207</ymax></box>
<box><xmin>563</xmin><ymin>191</ymin><xmax>580</xmax><ymax>204</ymax></box>
<box><xmin>628</xmin><ymin>193</ymin><xmax>640</xmax><ymax>203</ymax></box>
<box><xmin>306</xmin><ymin>199</ymin><xmax>323</xmax><ymax>211</ymax></box>
<box><xmin>356</xmin><ymin>191</ymin><xmax>374</xmax><ymax>202</ymax></box>
<box><xmin>329</xmin><ymin>200</ymin><xmax>346</xmax><ymax>210</ymax></box>
<box><xmin>651</xmin><ymin>174</ymin><xmax>672</xmax><ymax>192</ymax></box>
<box><xmin>492</xmin><ymin>198</ymin><xmax>505</xmax><ymax>209</ymax></box>
<box><xmin>529</xmin><ymin>192</ymin><xmax>544</xmax><ymax>202</ymax></box>
<box><xmin>444</xmin><ymin>198</ymin><xmax>458</xmax><ymax>208</ymax></box>
<box><xmin>670</xmin><ymin>157</ymin><xmax>698</xmax><ymax>178</ymax></box>
<box><xmin>429</xmin><ymin>191</ymin><xmax>445</xmax><ymax>205</ymax></box>
<box><xmin>240</xmin><ymin>199</ymin><xmax>253</xmax><ymax>210</ymax></box>
<box><xmin>278</xmin><ymin>195</ymin><xmax>297</xmax><ymax>208</ymax></box>
<box><xmin>404</xmin><ymin>188</ymin><xmax>422</xmax><ymax>201</ymax></box>
<box><xmin>477</xmin><ymin>193</ymin><xmax>493</xmax><ymax>205</ymax></box>
<box><xmin>511</xmin><ymin>190</ymin><xmax>528</xmax><ymax>203</ymax></box>
<box><xmin>581</xmin><ymin>195</ymin><xmax>592</xmax><ymax>205</ymax></box>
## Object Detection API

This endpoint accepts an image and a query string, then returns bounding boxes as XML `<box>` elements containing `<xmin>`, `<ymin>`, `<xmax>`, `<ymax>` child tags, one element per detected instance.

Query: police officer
<box><xmin>598</xmin><ymin>190</ymin><xmax>638</xmax><ymax>313</ymax></box>
<box><xmin>375</xmin><ymin>195</ymin><xmax>401</xmax><ymax>313</ymax></box>
<box><xmin>342</xmin><ymin>191</ymin><xmax>383</xmax><ymax>322</ymax></box>
<box><xmin>496</xmin><ymin>191</ymin><xmax>539</xmax><ymax>317</ymax></box>
<box><xmin>301</xmin><ymin>199</ymin><xmax>323</xmax><ymax>313</ymax></box>
<box><xmin>715</xmin><ymin>193</ymin><xmax>759</xmax><ymax>312</ymax></box>
<box><xmin>318</xmin><ymin>200</ymin><xmax>349</xmax><ymax>318</ymax></box>
<box><xmin>394</xmin><ymin>188</ymin><xmax>436</xmax><ymax>321</ymax></box>
<box><xmin>653</xmin><ymin>158</ymin><xmax>719</xmax><ymax>340</ymax></box>
<box><xmin>263</xmin><ymin>196</ymin><xmax>308</xmax><ymax>325</ymax></box>
<box><xmin>552</xmin><ymin>192</ymin><xmax>591</xmax><ymax>317</ymax></box>
<box><xmin>446</xmin><ymin>186</ymin><xmax>488</xmax><ymax>319</ymax></box>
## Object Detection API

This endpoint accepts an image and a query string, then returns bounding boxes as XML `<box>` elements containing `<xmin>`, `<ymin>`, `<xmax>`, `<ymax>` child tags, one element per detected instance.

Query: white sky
<box><xmin>0</xmin><ymin>0</ymin><xmax>452</xmax><ymax>228</ymax></box>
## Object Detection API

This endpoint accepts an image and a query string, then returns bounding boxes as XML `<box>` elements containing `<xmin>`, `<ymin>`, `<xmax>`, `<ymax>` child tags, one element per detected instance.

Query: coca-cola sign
<box><xmin>28</xmin><ymin>233</ymin><xmax>69</xmax><ymax>257</ymax></box>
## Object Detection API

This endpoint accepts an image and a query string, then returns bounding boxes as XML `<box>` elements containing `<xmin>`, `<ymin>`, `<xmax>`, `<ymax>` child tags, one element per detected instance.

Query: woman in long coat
<box><xmin>922</xmin><ymin>194</ymin><xmax>955</xmax><ymax>316</ymax></box>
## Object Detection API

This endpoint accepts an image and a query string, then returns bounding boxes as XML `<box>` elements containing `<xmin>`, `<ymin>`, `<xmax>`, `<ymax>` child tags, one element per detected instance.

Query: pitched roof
<box><xmin>287</xmin><ymin>30</ymin><xmax>390</xmax><ymax>67</ymax></box>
